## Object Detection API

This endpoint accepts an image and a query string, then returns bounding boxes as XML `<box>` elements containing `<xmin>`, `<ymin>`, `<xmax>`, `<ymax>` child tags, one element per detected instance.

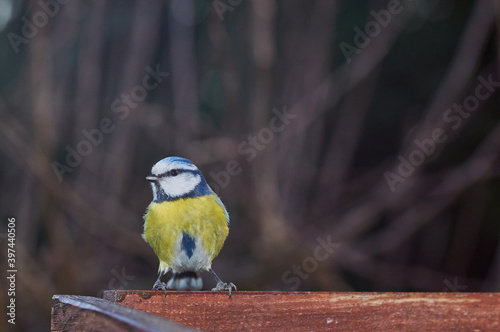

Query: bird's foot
<box><xmin>152</xmin><ymin>280</ymin><xmax>168</xmax><ymax>296</ymax></box>
<box><xmin>152</xmin><ymin>280</ymin><xmax>168</xmax><ymax>290</ymax></box>
<box><xmin>212</xmin><ymin>281</ymin><xmax>237</xmax><ymax>298</ymax></box>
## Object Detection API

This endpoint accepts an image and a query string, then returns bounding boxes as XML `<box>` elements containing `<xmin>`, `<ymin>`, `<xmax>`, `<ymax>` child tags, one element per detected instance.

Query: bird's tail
<box><xmin>167</xmin><ymin>271</ymin><xmax>203</xmax><ymax>290</ymax></box>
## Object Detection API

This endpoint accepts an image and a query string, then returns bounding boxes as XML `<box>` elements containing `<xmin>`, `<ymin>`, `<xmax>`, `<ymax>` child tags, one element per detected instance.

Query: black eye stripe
<box><xmin>157</xmin><ymin>169</ymin><xmax>184</xmax><ymax>178</ymax></box>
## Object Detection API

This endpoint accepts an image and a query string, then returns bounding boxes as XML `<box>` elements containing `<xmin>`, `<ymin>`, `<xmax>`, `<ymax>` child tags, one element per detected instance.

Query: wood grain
<box><xmin>51</xmin><ymin>295</ymin><xmax>196</xmax><ymax>331</ymax></box>
<box><xmin>103</xmin><ymin>291</ymin><xmax>500</xmax><ymax>331</ymax></box>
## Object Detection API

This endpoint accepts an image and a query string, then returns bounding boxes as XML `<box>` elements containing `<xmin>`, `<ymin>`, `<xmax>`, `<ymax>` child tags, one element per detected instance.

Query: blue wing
<box><xmin>214</xmin><ymin>195</ymin><xmax>230</xmax><ymax>225</ymax></box>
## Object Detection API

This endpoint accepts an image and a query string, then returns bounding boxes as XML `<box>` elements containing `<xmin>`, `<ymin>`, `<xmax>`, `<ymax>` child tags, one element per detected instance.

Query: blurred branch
<box><xmin>0</xmin><ymin>103</ymin><xmax>148</xmax><ymax>255</ymax></box>
<box><xmin>358</xmin><ymin>121</ymin><xmax>500</xmax><ymax>257</ymax></box>
<box><xmin>326</xmin><ymin>0</ymin><xmax>495</xmax><ymax>243</ymax></box>
<box><xmin>401</xmin><ymin>0</ymin><xmax>495</xmax><ymax>155</ymax></box>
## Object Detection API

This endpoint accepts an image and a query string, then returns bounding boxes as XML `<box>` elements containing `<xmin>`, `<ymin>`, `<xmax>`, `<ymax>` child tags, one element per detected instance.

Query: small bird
<box><xmin>142</xmin><ymin>156</ymin><xmax>236</xmax><ymax>296</ymax></box>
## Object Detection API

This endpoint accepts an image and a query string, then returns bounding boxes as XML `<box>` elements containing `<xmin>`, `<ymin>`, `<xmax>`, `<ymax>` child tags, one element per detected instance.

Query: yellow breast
<box><xmin>142</xmin><ymin>195</ymin><xmax>229</xmax><ymax>271</ymax></box>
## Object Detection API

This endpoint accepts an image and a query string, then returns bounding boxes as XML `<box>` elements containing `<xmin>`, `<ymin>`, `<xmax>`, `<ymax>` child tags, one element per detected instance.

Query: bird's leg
<box><xmin>152</xmin><ymin>271</ymin><xmax>168</xmax><ymax>296</ymax></box>
<box><xmin>209</xmin><ymin>268</ymin><xmax>237</xmax><ymax>298</ymax></box>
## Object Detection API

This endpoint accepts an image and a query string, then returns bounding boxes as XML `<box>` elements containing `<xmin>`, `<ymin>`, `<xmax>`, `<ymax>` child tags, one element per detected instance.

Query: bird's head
<box><xmin>147</xmin><ymin>157</ymin><xmax>211</xmax><ymax>202</ymax></box>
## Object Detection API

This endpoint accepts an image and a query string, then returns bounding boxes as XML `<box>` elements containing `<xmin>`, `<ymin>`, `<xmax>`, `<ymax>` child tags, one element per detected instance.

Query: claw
<box><xmin>152</xmin><ymin>280</ymin><xmax>168</xmax><ymax>296</ymax></box>
<box><xmin>212</xmin><ymin>281</ymin><xmax>237</xmax><ymax>298</ymax></box>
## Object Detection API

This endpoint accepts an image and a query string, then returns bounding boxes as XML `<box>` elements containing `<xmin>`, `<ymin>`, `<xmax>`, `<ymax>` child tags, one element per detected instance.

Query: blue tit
<box><xmin>142</xmin><ymin>156</ymin><xmax>236</xmax><ymax>296</ymax></box>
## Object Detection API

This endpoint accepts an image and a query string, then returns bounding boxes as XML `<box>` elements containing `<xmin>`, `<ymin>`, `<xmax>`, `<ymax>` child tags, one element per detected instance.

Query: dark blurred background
<box><xmin>1</xmin><ymin>0</ymin><xmax>499</xmax><ymax>330</ymax></box>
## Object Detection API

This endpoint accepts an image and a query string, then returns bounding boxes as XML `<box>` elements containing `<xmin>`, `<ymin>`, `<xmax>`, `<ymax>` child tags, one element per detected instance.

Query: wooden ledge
<box><xmin>102</xmin><ymin>291</ymin><xmax>500</xmax><ymax>331</ymax></box>
<box><xmin>51</xmin><ymin>294</ymin><xmax>196</xmax><ymax>331</ymax></box>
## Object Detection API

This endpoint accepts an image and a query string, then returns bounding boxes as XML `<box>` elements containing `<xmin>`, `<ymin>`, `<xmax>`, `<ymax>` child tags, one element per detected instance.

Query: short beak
<box><xmin>146</xmin><ymin>175</ymin><xmax>157</xmax><ymax>182</ymax></box>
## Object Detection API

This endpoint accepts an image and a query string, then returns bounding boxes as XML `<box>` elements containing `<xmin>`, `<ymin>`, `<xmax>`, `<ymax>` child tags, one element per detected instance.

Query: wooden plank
<box><xmin>51</xmin><ymin>295</ymin><xmax>196</xmax><ymax>332</ymax></box>
<box><xmin>103</xmin><ymin>291</ymin><xmax>500</xmax><ymax>331</ymax></box>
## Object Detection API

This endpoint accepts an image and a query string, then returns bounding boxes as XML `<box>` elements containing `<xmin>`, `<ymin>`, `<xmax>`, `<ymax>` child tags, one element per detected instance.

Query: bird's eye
<box><xmin>170</xmin><ymin>169</ymin><xmax>178</xmax><ymax>176</ymax></box>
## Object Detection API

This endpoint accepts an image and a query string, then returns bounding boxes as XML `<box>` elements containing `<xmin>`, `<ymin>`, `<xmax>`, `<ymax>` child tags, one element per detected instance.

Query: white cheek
<box><xmin>160</xmin><ymin>174</ymin><xmax>200</xmax><ymax>197</ymax></box>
